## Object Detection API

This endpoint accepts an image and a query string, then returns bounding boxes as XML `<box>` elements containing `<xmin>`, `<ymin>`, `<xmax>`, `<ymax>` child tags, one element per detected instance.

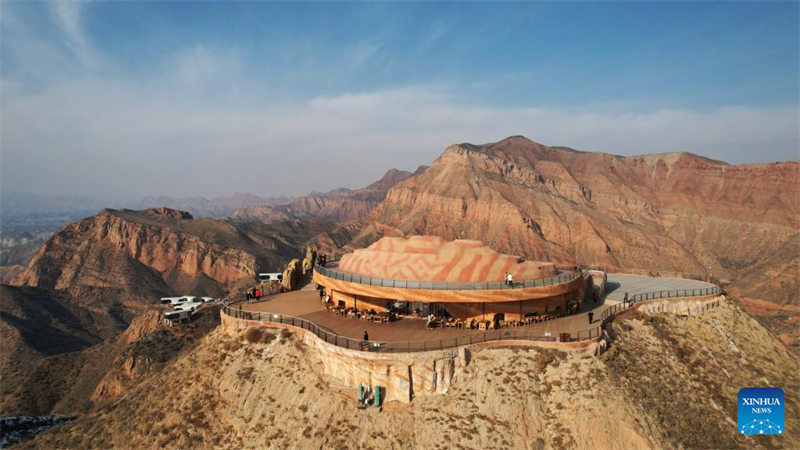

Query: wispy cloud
<box><xmin>418</xmin><ymin>19</ymin><xmax>452</xmax><ymax>54</ymax></box>
<box><xmin>350</xmin><ymin>41</ymin><xmax>383</xmax><ymax>71</ymax></box>
<box><xmin>1</xmin><ymin>3</ymin><xmax>797</xmax><ymax>199</ymax></box>
<box><xmin>3</xmin><ymin>80</ymin><xmax>797</xmax><ymax>199</ymax></box>
<box><xmin>49</xmin><ymin>1</ymin><xmax>95</xmax><ymax>66</ymax></box>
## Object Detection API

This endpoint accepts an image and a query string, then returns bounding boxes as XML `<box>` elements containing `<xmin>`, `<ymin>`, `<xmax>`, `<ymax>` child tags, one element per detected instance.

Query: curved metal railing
<box><xmin>601</xmin><ymin>286</ymin><xmax>722</xmax><ymax>321</ymax></box>
<box><xmin>313</xmin><ymin>263</ymin><xmax>592</xmax><ymax>291</ymax></box>
<box><xmin>222</xmin><ymin>305</ymin><xmax>601</xmax><ymax>352</ymax></box>
<box><xmin>222</xmin><ymin>281</ymin><xmax>722</xmax><ymax>353</ymax></box>
<box><xmin>630</xmin><ymin>286</ymin><xmax>720</xmax><ymax>302</ymax></box>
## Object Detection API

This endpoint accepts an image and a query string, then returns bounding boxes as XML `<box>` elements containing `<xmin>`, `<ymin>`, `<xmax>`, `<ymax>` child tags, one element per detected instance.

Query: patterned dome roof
<box><xmin>337</xmin><ymin>236</ymin><xmax>556</xmax><ymax>282</ymax></box>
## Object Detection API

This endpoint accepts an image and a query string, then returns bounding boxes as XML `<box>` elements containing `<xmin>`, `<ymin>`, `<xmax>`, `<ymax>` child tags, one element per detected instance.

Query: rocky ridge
<box><xmin>321</xmin><ymin>137</ymin><xmax>797</xmax><ymax>313</ymax></box>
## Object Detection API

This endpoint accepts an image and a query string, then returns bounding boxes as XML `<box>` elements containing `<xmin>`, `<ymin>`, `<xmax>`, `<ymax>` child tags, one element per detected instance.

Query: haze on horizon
<box><xmin>1</xmin><ymin>1</ymin><xmax>798</xmax><ymax>201</ymax></box>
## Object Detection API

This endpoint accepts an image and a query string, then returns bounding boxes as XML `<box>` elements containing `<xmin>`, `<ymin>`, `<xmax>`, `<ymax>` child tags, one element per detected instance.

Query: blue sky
<box><xmin>1</xmin><ymin>1</ymin><xmax>798</xmax><ymax>198</ymax></box>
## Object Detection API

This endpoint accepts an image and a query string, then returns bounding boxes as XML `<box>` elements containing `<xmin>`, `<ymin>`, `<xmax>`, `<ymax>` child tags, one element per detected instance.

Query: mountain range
<box><xmin>1</xmin><ymin>135</ymin><xmax>798</xmax><ymax>429</ymax></box>
<box><xmin>315</xmin><ymin>137</ymin><xmax>799</xmax><ymax>315</ymax></box>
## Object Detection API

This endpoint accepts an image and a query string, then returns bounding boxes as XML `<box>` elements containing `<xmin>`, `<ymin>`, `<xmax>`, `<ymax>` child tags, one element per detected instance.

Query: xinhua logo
<box><xmin>738</xmin><ymin>388</ymin><xmax>784</xmax><ymax>435</ymax></box>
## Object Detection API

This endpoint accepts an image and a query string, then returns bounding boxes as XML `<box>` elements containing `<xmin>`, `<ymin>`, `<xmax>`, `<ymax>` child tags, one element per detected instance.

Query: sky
<box><xmin>1</xmin><ymin>1</ymin><xmax>798</xmax><ymax>200</ymax></box>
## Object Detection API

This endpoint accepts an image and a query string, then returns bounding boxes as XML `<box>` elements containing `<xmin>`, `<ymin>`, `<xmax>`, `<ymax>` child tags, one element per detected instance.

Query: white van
<box><xmin>258</xmin><ymin>273</ymin><xmax>283</xmax><ymax>282</ymax></box>
<box><xmin>168</xmin><ymin>296</ymin><xmax>196</xmax><ymax>306</ymax></box>
<box><xmin>160</xmin><ymin>297</ymin><xmax>182</xmax><ymax>304</ymax></box>
<box><xmin>163</xmin><ymin>310</ymin><xmax>190</xmax><ymax>326</ymax></box>
<box><xmin>200</xmin><ymin>297</ymin><xmax>215</xmax><ymax>303</ymax></box>
<box><xmin>174</xmin><ymin>302</ymin><xmax>203</xmax><ymax>313</ymax></box>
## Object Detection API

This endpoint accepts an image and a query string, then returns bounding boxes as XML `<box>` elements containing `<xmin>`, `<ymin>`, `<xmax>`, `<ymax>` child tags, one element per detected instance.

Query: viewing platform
<box><xmin>228</xmin><ymin>272</ymin><xmax>720</xmax><ymax>351</ymax></box>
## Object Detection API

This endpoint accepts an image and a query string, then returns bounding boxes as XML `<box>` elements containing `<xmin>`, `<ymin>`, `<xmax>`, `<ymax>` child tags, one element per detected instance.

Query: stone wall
<box><xmin>635</xmin><ymin>295</ymin><xmax>724</xmax><ymax>316</ymax></box>
<box><xmin>220</xmin><ymin>311</ymin><xmax>469</xmax><ymax>403</ymax></box>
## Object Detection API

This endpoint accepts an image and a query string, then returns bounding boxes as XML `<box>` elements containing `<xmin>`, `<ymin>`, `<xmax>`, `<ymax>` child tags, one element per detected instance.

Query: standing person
<box><xmin>362</xmin><ymin>331</ymin><xmax>369</xmax><ymax>350</ymax></box>
<box><xmin>623</xmin><ymin>292</ymin><xmax>629</xmax><ymax>306</ymax></box>
<box><xmin>588</xmin><ymin>311</ymin><xmax>594</xmax><ymax>324</ymax></box>
<box><xmin>508</xmin><ymin>272</ymin><xmax>513</xmax><ymax>287</ymax></box>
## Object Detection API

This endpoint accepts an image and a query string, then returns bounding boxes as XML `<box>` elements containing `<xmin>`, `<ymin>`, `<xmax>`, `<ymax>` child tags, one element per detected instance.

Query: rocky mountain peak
<box><xmin>146</xmin><ymin>207</ymin><xmax>193</xmax><ymax>220</ymax></box>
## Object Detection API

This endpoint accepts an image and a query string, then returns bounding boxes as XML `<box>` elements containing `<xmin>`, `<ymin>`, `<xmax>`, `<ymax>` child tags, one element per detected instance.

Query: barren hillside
<box><xmin>22</xmin><ymin>301</ymin><xmax>799</xmax><ymax>450</ymax></box>
<box><xmin>1</xmin><ymin>207</ymin><xmax>337</xmax><ymax>416</ymax></box>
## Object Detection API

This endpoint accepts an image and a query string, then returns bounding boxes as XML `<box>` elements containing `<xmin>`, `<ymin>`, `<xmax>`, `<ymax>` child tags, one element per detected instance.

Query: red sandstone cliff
<box><xmin>327</xmin><ymin>136</ymin><xmax>799</xmax><ymax>309</ymax></box>
<box><xmin>13</xmin><ymin>207</ymin><xmax>333</xmax><ymax>295</ymax></box>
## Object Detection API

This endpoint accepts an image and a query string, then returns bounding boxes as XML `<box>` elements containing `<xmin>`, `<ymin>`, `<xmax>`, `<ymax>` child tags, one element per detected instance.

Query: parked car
<box><xmin>168</xmin><ymin>296</ymin><xmax>196</xmax><ymax>306</ymax></box>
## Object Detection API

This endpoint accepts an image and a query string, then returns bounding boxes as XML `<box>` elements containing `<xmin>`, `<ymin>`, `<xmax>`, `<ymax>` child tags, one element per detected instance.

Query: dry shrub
<box><xmin>237</xmin><ymin>366</ymin><xmax>255</xmax><ymax>380</ymax></box>
<box><xmin>242</xmin><ymin>327</ymin><xmax>276</xmax><ymax>344</ymax></box>
<box><xmin>222</xmin><ymin>339</ymin><xmax>243</xmax><ymax>353</ymax></box>
<box><xmin>533</xmin><ymin>350</ymin><xmax>558</xmax><ymax>372</ymax></box>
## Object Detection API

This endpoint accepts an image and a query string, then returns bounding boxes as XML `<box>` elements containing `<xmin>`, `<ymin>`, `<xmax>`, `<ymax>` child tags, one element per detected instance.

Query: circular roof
<box><xmin>337</xmin><ymin>236</ymin><xmax>556</xmax><ymax>282</ymax></box>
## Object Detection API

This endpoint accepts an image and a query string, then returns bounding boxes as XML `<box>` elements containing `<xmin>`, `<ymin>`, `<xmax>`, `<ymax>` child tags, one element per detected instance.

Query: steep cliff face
<box><xmin>349</xmin><ymin>137</ymin><xmax>798</xmax><ymax>311</ymax></box>
<box><xmin>13</xmin><ymin>207</ymin><xmax>335</xmax><ymax>296</ymax></box>
<box><xmin>15</xmin><ymin>208</ymin><xmax>254</xmax><ymax>291</ymax></box>
<box><xmin>232</xmin><ymin>168</ymin><xmax>423</xmax><ymax>224</ymax></box>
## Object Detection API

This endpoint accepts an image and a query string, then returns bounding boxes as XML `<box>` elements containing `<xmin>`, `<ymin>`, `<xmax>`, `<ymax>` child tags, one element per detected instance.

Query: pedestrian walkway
<box><xmin>605</xmin><ymin>274</ymin><xmax>715</xmax><ymax>302</ymax></box>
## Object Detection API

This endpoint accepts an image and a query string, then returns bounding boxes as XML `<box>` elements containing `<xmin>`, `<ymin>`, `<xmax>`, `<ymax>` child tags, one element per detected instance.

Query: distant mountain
<box><xmin>231</xmin><ymin>167</ymin><xmax>424</xmax><ymax>224</ymax></box>
<box><xmin>133</xmin><ymin>192</ymin><xmax>292</xmax><ymax>218</ymax></box>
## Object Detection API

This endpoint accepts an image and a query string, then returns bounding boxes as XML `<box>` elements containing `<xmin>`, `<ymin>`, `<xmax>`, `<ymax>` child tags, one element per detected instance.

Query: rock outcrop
<box><xmin>13</xmin><ymin>208</ymin><xmax>255</xmax><ymax>290</ymax></box>
<box><xmin>281</xmin><ymin>259</ymin><xmax>302</xmax><ymax>291</ymax></box>
<box><xmin>302</xmin><ymin>246</ymin><xmax>317</xmax><ymax>275</ymax></box>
